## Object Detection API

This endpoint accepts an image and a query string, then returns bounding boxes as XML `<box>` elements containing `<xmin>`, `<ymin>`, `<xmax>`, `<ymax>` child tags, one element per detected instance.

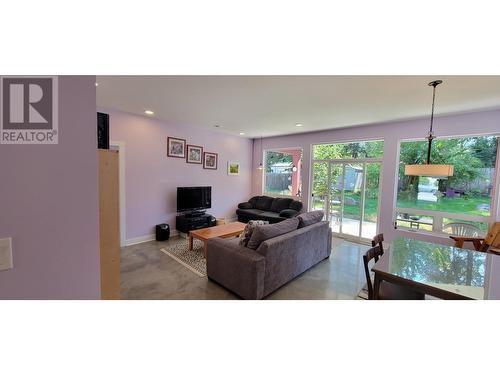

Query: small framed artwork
<box><xmin>167</xmin><ymin>137</ymin><xmax>186</xmax><ymax>158</ymax></box>
<box><xmin>203</xmin><ymin>152</ymin><xmax>218</xmax><ymax>170</ymax></box>
<box><xmin>227</xmin><ymin>161</ymin><xmax>240</xmax><ymax>175</ymax></box>
<box><xmin>186</xmin><ymin>144</ymin><xmax>203</xmax><ymax>164</ymax></box>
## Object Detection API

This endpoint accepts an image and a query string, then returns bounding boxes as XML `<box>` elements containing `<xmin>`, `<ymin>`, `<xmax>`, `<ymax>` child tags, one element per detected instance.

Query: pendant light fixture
<box><xmin>257</xmin><ymin>135</ymin><xmax>263</xmax><ymax>170</ymax></box>
<box><xmin>404</xmin><ymin>80</ymin><xmax>454</xmax><ymax>178</ymax></box>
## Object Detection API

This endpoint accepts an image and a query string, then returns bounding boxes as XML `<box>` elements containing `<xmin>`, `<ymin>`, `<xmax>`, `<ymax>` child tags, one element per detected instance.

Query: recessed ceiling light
<box><xmin>239</xmin><ymin>132</ymin><xmax>245</xmax><ymax>135</ymax></box>
<box><xmin>295</xmin><ymin>123</ymin><xmax>303</xmax><ymax>127</ymax></box>
<box><xmin>95</xmin><ymin>82</ymin><xmax>99</xmax><ymax>87</ymax></box>
<box><xmin>144</xmin><ymin>110</ymin><xmax>154</xmax><ymax>115</ymax></box>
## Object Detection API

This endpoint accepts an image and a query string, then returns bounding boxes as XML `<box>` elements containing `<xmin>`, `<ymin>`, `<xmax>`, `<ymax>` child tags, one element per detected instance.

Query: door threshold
<box><xmin>331</xmin><ymin>233</ymin><xmax>371</xmax><ymax>246</ymax></box>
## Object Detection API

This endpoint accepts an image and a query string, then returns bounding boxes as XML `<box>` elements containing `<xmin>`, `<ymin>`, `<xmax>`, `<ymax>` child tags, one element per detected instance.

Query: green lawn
<box><xmin>395</xmin><ymin>196</ymin><xmax>491</xmax><ymax>217</ymax></box>
<box><xmin>314</xmin><ymin>195</ymin><xmax>492</xmax><ymax>223</ymax></box>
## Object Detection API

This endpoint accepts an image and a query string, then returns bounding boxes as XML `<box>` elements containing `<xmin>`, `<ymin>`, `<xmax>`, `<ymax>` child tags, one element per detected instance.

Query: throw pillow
<box><xmin>270</xmin><ymin>198</ymin><xmax>293</xmax><ymax>213</ymax></box>
<box><xmin>297</xmin><ymin>210</ymin><xmax>324</xmax><ymax>228</ymax></box>
<box><xmin>247</xmin><ymin>218</ymin><xmax>299</xmax><ymax>250</ymax></box>
<box><xmin>279</xmin><ymin>209</ymin><xmax>298</xmax><ymax>218</ymax></box>
<box><xmin>239</xmin><ymin>220</ymin><xmax>269</xmax><ymax>247</ymax></box>
<box><xmin>289</xmin><ymin>200</ymin><xmax>303</xmax><ymax>212</ymax></box>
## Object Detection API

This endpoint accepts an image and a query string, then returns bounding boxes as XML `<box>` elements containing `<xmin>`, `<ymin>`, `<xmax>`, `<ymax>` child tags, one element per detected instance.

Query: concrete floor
<box><xmin>120</xmin><ymin>236</ymin><xmax>369</xmax><ymax>299</ymax></box>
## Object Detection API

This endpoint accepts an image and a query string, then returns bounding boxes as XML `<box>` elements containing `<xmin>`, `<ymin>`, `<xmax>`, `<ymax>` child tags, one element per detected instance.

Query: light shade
<box><xmin>404</xmin><ymin>164</ymin><xmax>454</xmax><ymax>178</ymax></box>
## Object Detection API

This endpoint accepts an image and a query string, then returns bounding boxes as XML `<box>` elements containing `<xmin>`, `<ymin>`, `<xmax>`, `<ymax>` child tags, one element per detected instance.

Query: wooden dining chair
<box><xmin>450</xmin><ymin>222</ymin><xmax>500</xmax><ymax>253</ymax></box>
<box><xmin>363</xmin><ymin>245</ymin><xmax>425</xmax><ymax>300</ymax></box>
<box><xmin>371</xmin><ymin>233</ymin><xmax>385</xmax><ymax>254</ymax></box>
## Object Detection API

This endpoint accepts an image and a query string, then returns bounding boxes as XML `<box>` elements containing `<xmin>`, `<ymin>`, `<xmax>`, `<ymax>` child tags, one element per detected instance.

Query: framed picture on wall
<box><xmin>227</xmin><ymin>161</ymin><xmax>240</xmax><ymax>175</ymax></box>
<box><xmin>203</xmin><ymin>152</ymin><xmax>218</xmax><ymax>170</ymax></box>
<box><xmin>186</xmin><ymin>144</ymin><xmax>203</xmax><ymax>164</ymax></box>
<box><xmin>167</xmin><ymin>137</ymin><xmax>186</xmax><ymax>158</ymax></box>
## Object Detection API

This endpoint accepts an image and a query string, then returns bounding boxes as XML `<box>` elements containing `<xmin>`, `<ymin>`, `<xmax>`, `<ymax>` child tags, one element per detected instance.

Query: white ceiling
<box><xmin>96</xmin><ymin>76</ymin><xmax>500</xmax><ymax>138</ymax></box>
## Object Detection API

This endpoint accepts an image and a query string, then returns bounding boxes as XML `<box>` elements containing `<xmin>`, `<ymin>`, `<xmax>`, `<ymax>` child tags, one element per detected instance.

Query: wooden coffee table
<box><xmin>188</xmin><ymin>222</ymin><xmax>246</xmax><ymax>258</ymax></box>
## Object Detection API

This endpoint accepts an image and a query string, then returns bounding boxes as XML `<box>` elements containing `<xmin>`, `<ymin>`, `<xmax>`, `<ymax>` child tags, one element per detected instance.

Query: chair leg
<box><xmin>373</xmin><ymin>274</ymin><xmax>381</xmax><ymax>300</ymax></box>
<box><xmin>472</xmin><ymin>239</ymin><xmax>483</xmax><ymax>251</ymax></box>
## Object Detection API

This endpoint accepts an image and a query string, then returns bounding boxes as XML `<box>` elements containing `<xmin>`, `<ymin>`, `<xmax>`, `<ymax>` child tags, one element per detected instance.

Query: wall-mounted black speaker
<box><xmin>97</xmin><ymin>112</ymin><xmax>109</xmax><ymax>149</ymax></box>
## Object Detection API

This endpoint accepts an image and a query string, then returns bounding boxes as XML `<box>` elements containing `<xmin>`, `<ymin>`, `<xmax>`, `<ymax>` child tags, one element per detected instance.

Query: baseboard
<box><xmin>124</xmin><ymin>230</ymin><xmax>180</xmax><ymax>246</ymax></box>
<box><xmin>124</xmin><ymin>234</ymin><xmax>155</xmax><ymax>246</ymax></box>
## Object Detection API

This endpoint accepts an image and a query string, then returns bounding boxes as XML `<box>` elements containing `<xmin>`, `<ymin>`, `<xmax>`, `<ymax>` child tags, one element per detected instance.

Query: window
<box><xmin>313</xmin><ymin>140</ymin><xmax>384</xmax><ymax>160</ymax></box>
<box><xmin>263</xmin><ymin>148</ymin><xmax>303</xmax><ymax>197</ymax></box>
<box><xmin>395</xmin><ymin>135</ymin><xmax>499</xmax><ymax>235</ymax></box>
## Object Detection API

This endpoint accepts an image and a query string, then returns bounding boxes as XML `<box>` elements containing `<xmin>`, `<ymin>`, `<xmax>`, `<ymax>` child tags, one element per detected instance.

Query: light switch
<box><xmin>0</xmin><ymin>237</ymin><xmax>13</xmax><ymax>271</ymax></box>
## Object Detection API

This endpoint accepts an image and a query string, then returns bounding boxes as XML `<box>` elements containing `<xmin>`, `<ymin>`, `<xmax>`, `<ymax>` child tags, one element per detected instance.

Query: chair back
<box><xmin>371</xmin><ymin>233</ymin><xmax>385</xmax><ymax>254</ymax></box>
<box><xmin>443</xmin><ymin>222</ymin><xmax>481</xmax><ymax>237</ymax></box>
<box><xmin>363</xmin><ymin>245</ymin><xmax>384</xmax><ymax>300</ymax></box>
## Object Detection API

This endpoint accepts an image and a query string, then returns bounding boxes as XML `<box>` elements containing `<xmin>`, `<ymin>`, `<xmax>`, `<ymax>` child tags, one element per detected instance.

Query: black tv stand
<box><xmin>184</xmin><ymin>210</ymin><xmax>206</xmax><ymax>218</ymax></box>
<box><xmin>176</xmin><ymin>212</ymin><xmax>215</xmax><ymax>234</ymax></box>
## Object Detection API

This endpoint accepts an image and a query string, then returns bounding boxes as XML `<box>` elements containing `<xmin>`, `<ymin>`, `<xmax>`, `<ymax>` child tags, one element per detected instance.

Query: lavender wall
<box><xmin>104</xmin><ymin>109</ymin><xmax>253</xmax><ymax>241</ymax></box>
<box><xmin>252</xmin><ymin>110</ymin><xmax>500</xmax><ymax>244</ymax></box>
<box><xmin>0</xmin><ymin>76</ymin><xmax>100</xmax><ymax>299</ymax></box>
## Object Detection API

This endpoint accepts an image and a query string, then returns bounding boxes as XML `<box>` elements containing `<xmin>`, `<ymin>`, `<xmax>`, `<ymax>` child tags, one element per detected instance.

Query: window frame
<box><xmin>393</xmin><ymin>133</ymin><xmax>500</xmax><ymax>237</ymax></box>
<box><xmin>309</xmin><ymin>139</ymin><xmax>385</xmax><ymax>241</ymax></box>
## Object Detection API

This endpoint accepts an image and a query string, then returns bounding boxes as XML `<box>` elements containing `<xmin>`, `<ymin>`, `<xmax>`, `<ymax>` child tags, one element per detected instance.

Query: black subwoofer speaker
<box><xmin>155</xmin><ymin>224</ymin><xmax>170</xmax><ymax>241</ymax></box>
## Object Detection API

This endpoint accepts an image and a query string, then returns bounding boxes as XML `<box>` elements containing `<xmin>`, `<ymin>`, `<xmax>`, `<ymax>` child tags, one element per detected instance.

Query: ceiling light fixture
<box><xmin>239</xmin><ymin>132</ymin><xmax>245</xmax><ymax>136</ymax></box>
<box><xmin>214</xmin><ymin>125</ymin><xmax>222</xmax><ymax>128</ymax></box>
<box><xmin>144</xmin><ymin>110</ymin><xmax>154</xmax><ymax>115</ymax></box>
<box><xmin>95</xmin><ymin>82</ymin><xmax>99</xmax><ymax>87</ymax></box>
<box><xmin>295</xmin><ymin>123</ymin><xmax>303</xmax><ymax>127</ymax></box>
<box><xmin>404</xmin><ymin>80</ymin><xmax>453</xmax><ymax>178</ymax></box>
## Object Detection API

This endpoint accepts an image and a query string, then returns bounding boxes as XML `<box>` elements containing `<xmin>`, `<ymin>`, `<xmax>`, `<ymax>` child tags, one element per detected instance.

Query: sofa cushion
<box><xmin>254</xmin><ymin>196</ymin><xmax>274</xmax><ymax>211</ymax></box>
<box><xmin>247</xmin><ymin>218</ymin><xmax>299</xmax><ymax>250</ymax></box>
<box><xmin>297</xmin><ymin>210</ymin><xmax>324</xmax><ymax>228</ymax></box>
<box><xmin>248</xmin><ymin>196</ymin><xmax>260</xmax><ymax>208</ymax></box>
<box><xmin>270</xmin><ymin>197</ymin><xmax>293</xmax><ymax>212</ymax></box>
<box><xmin>236</xmin><ymin>208</ymin><xmax>265</xmax><ymax>216</ymax></box>
<box><xmin>290</xmin><ymin>200</ymin><xmax>303</xmax><ymax>212</ymax></box>
<box><xmin>239</xmin><ymin>220</ymin><xmax>269</xmax><ymax>247</ymax></box>
<box><xmin>238</xmin><ymin>202</ymin><xmax>253</xmax><ymax>209</ymax></box>
<box><xmin>279</xmin><ymin>209</ymin><xmax>298</xmax><ymax>218</ymax></box>
<box><xmin>257</xmin><ymin>211</ymin><xmax>281</xmax><ymax>219</ymax></box>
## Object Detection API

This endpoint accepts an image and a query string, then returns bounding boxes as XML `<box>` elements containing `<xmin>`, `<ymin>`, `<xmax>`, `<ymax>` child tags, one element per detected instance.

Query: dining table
<box><xmin>371</xmin><ymin>237</ymin><xmax>500</xmax><ymax>300</ymax></box>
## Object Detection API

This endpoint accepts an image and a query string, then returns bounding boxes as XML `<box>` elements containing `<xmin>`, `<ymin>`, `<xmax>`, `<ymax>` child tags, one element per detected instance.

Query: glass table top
<box><xmin>371</xmin><ymin>237</ymin><xmax>500</xmax><ymax>300</ymax></box>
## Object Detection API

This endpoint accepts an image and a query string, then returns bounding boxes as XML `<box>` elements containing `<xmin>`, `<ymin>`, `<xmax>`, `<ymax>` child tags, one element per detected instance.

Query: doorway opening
<box><xmin>310</xmin><ymin>140</ymin><xmax>383</xmax><ymax>242</ymax></box>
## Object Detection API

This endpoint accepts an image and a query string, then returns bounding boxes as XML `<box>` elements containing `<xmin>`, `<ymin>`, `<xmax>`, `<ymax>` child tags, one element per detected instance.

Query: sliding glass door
<box><xmin>312</xmin><ymin>161</ymin><xmax>381</xmax><ymax>240</ymax></box>
<box><xmin>310</xmin><ymin>140</ymin><xmax>384</xmax><ymax>241</ymax></box>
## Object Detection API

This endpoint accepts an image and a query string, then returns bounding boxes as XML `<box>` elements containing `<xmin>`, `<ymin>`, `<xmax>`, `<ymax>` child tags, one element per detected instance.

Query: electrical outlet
<box><xmin>0</xmin><ymin>238</ymin><xmax>13</xmax><ymax>271</ymax></box>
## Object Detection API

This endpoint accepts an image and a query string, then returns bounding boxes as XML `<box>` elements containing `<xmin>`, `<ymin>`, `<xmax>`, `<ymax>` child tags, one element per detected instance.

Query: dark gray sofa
<box><xmin>206</xmin><ymin>219</ymin><xmax>332</xmax><ymax>299</ymax></box>
<box><xmin>236</xmin><ymin>196</ymin><xmax>303</xmax><ymax>223</ymax></box>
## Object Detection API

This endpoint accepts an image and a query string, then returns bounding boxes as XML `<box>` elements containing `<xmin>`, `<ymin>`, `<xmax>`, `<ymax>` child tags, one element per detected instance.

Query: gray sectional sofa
<box><xmin>236</xmin><ymin>195</ymin><xmax>303</xmax><ymax>223</ymax></box>
<box><xmin>206</xmin><ymin>211</ymin><xmax>331</xmax><ymax>299</ymax></box>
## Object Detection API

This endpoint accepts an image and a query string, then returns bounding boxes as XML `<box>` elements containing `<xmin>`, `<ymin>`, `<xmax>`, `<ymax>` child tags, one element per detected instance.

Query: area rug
<box><xmin>160</xmin><ymin>238</ymin><xmax>207</xmax><ymax>277</ymax></box>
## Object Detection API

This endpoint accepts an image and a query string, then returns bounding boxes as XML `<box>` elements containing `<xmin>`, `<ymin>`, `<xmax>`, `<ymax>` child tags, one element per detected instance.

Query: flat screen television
<box><xmin>177</xmin><ymin>186</ymin><xmax>212</xmax><ymax>212</ymax></box>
